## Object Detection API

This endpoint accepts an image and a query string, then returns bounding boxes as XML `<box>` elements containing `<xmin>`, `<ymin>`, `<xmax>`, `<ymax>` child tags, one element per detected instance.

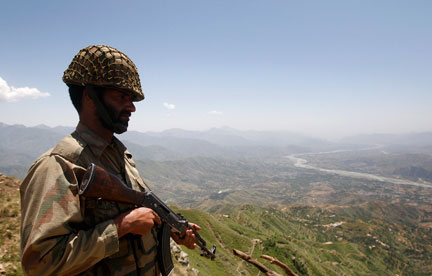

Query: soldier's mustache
<box><xmin>118</xmin><ymin>110</ymin><xmax>131</xmax><ymax>119</ymax></box>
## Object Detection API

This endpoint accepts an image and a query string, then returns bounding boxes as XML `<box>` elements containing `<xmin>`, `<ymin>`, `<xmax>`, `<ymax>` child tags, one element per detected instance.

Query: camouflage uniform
<box><xmin>20</xmin><ymin>122</ymin><xmax>159</xmax><ymax>275</ymax></box>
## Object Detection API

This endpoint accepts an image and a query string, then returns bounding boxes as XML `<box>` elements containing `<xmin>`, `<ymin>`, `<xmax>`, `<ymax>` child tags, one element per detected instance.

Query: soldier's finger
<box><xmin>189</xmin><ymin>223</ymin><xmax>201</xmax><ymax>231</ymax></box>
<box><xmin>152</xmin><ymin>211</ymin><xmax>162</xmax><ymax>225</ymax></box>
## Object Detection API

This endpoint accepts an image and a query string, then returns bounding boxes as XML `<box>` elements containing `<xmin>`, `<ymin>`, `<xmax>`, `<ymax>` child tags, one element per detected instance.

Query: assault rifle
<box><xmin>79</xmin><ymin>163</ymin><xmax>216</xmax><ymax>276</ymax></box>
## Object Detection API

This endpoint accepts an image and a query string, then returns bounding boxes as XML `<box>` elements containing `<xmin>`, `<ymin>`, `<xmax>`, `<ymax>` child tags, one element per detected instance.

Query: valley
<box><xmin>1</xmin><ymin>123</ymin><xmax>432</xmax><ymax>275</ymax></box>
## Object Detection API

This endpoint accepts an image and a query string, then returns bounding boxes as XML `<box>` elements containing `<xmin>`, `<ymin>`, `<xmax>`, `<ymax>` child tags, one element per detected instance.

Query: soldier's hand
<box><xmin>172</xmin><ymin>222</ymin><xmax>201</xmax><ymax>249</ymax></box>
<box><xmin>114</xmin><ymin>207</ymin><xmax>161</xmax><ymax>238</ymax></box>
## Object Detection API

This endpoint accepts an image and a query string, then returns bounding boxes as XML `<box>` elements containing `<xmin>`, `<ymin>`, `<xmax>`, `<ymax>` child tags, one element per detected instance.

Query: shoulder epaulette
<box><xmin>50</xmin><ymin>132</ymin><xmax>86</xmax><ymax>163</ymax></box>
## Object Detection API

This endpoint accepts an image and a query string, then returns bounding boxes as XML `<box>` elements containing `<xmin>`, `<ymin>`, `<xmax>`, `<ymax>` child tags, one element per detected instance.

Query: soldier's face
<box><xmin>101</xmin><ymin>89</ymin><xmax>136</xmax><ymax>132</ymax></box>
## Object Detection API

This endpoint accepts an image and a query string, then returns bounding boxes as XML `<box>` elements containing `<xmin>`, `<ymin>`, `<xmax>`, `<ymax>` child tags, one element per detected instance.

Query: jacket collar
<box><xmin>75</xmin><ymin>122</ymin><xmax>128</xmax><ymax>159</ymax></box>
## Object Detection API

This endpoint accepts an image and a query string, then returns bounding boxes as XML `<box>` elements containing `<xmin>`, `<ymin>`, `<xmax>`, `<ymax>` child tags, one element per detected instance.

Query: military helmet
<box><xmin>63</xmin><ymin>45</ymin><xmax>144</xmax><ymax>101</ymax></box>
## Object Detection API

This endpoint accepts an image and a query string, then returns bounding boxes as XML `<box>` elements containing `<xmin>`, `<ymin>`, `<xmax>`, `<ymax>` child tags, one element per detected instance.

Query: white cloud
<box><xmin>208</xmin><ymin>110</ymin><xmax>223</xmax><ymax>115</ymax></box>
<box><xmin>0</xmin><ymin>76</ymin><xmax>50</xmax><ymax>102</ymax></box>
<box><xmin>163</xmin><ymin>102</ymin><xmax>176</xmax><ymax>110</ymax></box>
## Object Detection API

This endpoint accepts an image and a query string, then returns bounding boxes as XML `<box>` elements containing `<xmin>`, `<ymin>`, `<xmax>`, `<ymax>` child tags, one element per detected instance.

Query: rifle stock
<box><xmin>79</xmin><ymin>163</ymin><xmax>216</xmax><ymax>276</ymax></box>
<box><xmin>79</xmin><ymin>163</ymin><xmax>143</xmax><ymax>204</ymax></box>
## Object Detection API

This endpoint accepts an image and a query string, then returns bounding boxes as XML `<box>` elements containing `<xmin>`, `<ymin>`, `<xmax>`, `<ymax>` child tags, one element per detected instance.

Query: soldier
<box><xmin>20</xmin><ymin>45</ymin><xmax>199</xmax><ymax>275</ymax></box>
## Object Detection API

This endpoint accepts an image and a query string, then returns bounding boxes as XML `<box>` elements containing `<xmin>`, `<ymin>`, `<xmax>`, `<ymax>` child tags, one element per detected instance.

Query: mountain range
<box><xmin>1</xmin><ymin>122</ymin><xmax>432</xmax><ymax>179</ymax></box>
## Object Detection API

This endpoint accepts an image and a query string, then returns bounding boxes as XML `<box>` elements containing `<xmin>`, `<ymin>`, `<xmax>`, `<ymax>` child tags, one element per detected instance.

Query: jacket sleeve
<box><xmin>20</xmin><ymin>155</ymin><xmax>119</xmax><ymax>276</ymax></box>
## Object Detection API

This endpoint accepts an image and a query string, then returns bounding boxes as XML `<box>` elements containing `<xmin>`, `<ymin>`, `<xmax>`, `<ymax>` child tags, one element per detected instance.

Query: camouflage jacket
<box><xmin>20</xmin><ymin>123</ymin><xmax>160</xmax><ymax>276</ymax></box>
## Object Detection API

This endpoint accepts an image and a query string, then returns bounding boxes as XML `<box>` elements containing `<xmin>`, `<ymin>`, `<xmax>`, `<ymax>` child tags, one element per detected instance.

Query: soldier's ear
<box><xmin>82</xmin><ymin>88</ymin><xmax>96</xmax><ymax>110</ymax></box>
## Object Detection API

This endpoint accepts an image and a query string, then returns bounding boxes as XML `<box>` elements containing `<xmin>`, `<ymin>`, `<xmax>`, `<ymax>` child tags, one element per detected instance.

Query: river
<box><xmin>286</xmin><ymin>148</ymin><xmax>432</xmax><ymax>188</ymax></box>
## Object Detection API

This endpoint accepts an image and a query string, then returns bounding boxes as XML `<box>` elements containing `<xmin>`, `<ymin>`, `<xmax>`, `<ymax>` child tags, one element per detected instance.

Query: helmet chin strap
<box><xmin>86</xmin><ymin>85</ymin><xmax>128</xmax><ymax>134</ymax></box>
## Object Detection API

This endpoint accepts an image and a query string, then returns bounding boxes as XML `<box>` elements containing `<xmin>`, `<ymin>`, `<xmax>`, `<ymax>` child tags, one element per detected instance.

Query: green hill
<box><xmin>174</xmin><ymin>203</ymin><xmax>432</xmax><ymax>276</ymax></box>
<box><xmin>0</xmin><ymin>174</ymin><xmax>22</xmax><ymax>275</ymax></box>
<box><xmin>2</xmin><ymin>173</ymin><xmax>431</xmax><ymax>275</ymax></box>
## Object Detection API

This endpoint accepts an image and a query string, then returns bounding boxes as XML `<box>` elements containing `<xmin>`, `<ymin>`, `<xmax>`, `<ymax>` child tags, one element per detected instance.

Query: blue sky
<box><xmin>0</xmin><ymin>0</ymin><xmax>431</xmax><ymax>139</ymax></box>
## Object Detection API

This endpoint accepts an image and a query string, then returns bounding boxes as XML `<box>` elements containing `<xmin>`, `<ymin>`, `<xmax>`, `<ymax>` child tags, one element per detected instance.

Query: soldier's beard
<box><xmin>109</xmin><ymin>110</ymin><xmax>130</xmax><ymax>134</ymax></box>
<box><xmin>98</xmin><ymin>103</ymin><xmax>131</xmax><ymax>134</ymax></box>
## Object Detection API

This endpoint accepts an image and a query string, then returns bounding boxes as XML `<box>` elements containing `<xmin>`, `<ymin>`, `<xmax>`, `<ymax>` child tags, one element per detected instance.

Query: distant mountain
<box><xmin>123</xmin><ymin>141</ymin><xmax>185</xmax><ymax>161</ymax></box>
<box><xmin>341</xmin><ymin>132</ymin><xmax>432</xmax><ymax>147</ymax></box>
<box><xmin>0</xmin><ymin>123</ymin><xmax>64</xmax><ymax>157</ymax></box>
<box><xmin>0</xmin><ymin>147</ymin><xmax>35</xmax><ymax>177</ymax></box>
<box><xmin>121</xmin><ymin>130</ymin><xmax>232</xmax><ymax>158</ymax></box>
<box><xmin>0</xmin><ymin>124</ymin><xmax>67</xmax><ymax>177</ymax></box>
<box><xmin>145</xmin><ymin>127</ymin><xmax>253</xmax><ymax>147</ymax></box>
<box><xmin>1</xmin><ymin>122</ymin><xmax>322</xmax><ymax>177</ymax></box>
<box><xmin>5</xmin><ymin>122</ymin><xmax>429</xmax><ymax>179</ymax></box>
<box><xmin>140</xmin><ymin>126</ymin><xmax>331</xmax><ymax>148</ymax></box>
<box><xmin>33</xmin><ymin>124</ymin><xmax>51</xmax><ymax>130</ymax></box>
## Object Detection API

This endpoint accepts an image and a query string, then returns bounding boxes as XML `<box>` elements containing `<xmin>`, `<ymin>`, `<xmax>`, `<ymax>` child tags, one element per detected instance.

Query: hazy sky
<box><xmin>0</xmin><ymin>0</ymin><xmax>430</xmax><ymax>139</ymax></box>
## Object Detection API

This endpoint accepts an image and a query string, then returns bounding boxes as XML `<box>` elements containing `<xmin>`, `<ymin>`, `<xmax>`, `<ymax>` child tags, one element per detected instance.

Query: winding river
<box><xmin>286</xmin><ymin>148</ymin><xmax>432</xmax><ymax>188</ymax></box>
